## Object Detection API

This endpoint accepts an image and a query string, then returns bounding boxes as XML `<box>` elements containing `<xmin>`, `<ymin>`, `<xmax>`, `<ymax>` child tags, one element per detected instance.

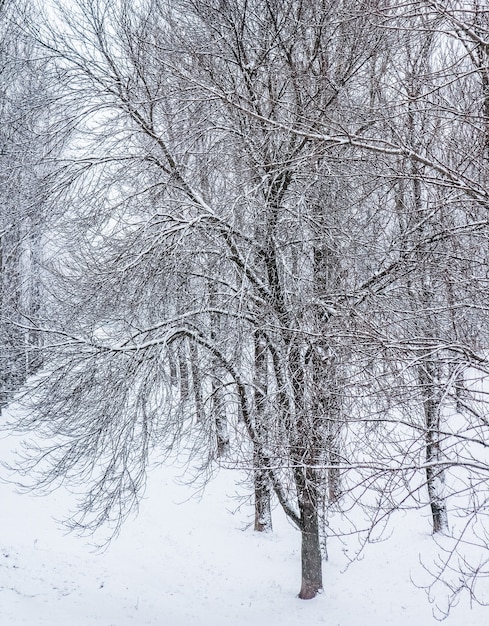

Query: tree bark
<box><xmin>298</xmin><ymin>469</ymin><xmax>323</xmax><ymax>599</ymax></box>
<box><xmin>213</xmin><ymin>380</ymin><xmax>230</xmax><ymax>457</ymax></box>
<box><xmin>254</xmin><ymin>450</ymin><xmax>272</xmax><ymax>532</ymax></box>
<box><xmin>420</xmin><ymin>362</ymin><xmax>448</xmax><ymax>534</ymax></box>
<box><xmin>178</xmin><ymin>342</ymin><xmax>191</xmax><ymax>403</ymax></box>
<box><xmin>254</xmin><ymin>331</ymin><xmax>272</xmax><ymax>531</ymax></box>
<box><xmin>425</xmin><ymin>394</ymin><xmax>448</xmax><ymax>533</ymax></box>
<box><xmin>189</xmin><ymin>341</ymin><xmax>204</xmax><ymax>421</ymax></box>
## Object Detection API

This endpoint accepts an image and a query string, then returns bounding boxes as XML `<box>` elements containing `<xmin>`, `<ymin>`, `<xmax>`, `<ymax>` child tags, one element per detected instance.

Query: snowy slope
<box><xmin>1</xmin><ymin>431</ymin><xmax>488</xmax><ymax>626</ymax></box>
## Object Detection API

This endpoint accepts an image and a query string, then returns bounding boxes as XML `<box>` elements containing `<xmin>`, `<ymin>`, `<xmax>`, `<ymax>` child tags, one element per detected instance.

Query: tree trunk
<box><xmin>169</xmin><ymin>344</ymin><xmax>178</xmax><ymax>388</ymax></box>
<box><xmin>254</xmin><ymin>451</ymin><xmax>272</xmax><ymax>532</ymax></box>
<box><xmin>426</xmin><ymin>459</ymin><xmax>448</xmax><ymax>534</ymax></box>
<box><xmin>189</xmin><ymin>341</ymin><xmax>204</xmax><ymax>421</ymax></box>
<box><xmin>208</xmin><ymin>280</ymin><xmax>229</xmax><ymax>456</ymax></box>
<box><xmin>289</xmin><ymin>339</ymin><xmax>324</xmax><ymax>599</ymax></box>
<box><xmin>421</xmin><ymin>363</ymin><xmax>448</xmax><ymax>534</ymax></box>
<box><xmin>327</xmin><ymin>429</ymin><xmax>341</xmax><ymax>505</ymax></box>
<box><xmin>213</xmin><ymin>381</ymin><xmax>230</xmax><ymax>457</ymax></box>
<box><xmin>425</xmin><ymin>401</ymin><xmax>448</xmax><ymax>534</ymax></box>
<box><xmin>254</xmin><ymin>331</ymin><xmax>272</xmax><ymax>531</ymax></box>
<box><xmin>178</xmin><ymin>341</ymin><xmax>191</xmax><ymax>403</ymax></box>
<box><xmin>298</xmin><ymin>470</ymin><xmax>323</xmax><ymax>599</ymax></box>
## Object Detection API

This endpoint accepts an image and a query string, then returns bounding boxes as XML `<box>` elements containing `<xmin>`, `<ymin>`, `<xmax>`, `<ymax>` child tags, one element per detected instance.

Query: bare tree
<box><xmin>6</xmin><ymin>0</ymin><xmax>489</xmax><ymax>611</ymax></box>
<box><xmin>0</xmin><ymin>0</ymin><xmax>49</xmax><ymax>406</ymax></box>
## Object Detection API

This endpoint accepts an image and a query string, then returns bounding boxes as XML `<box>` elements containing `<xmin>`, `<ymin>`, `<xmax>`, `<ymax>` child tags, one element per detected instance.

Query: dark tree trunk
<box><xmin>289</xmin><ymin>340</ymin><xmax>324</xmax><ymax>600</ymax></box>
<box><xmin>312</xmin><ymin>241</ymin><xmax>343</xmax><ymax>505</ymax></box>
<box><xmin>298</xmin><ymin>470</ymin><xmax>323</xmax><ymax>599</ymax></box>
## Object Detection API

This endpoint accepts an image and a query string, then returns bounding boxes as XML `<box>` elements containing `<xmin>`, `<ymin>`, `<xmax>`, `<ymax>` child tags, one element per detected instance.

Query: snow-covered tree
<box><xmin>5</xmin><ymin>0</ymin><xmax>489</xmax><ymax>609</ymax></box>
<box><xmin>0</xmin><ymin>0</ymin><xmax>48</xmax><ymax>406</ymax></box>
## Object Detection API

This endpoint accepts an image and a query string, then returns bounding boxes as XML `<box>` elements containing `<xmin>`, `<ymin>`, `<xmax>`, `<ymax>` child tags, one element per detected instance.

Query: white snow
<box><xmin>1</xmin><ymin>431</ymin><xmax>488</xmax><ymax>626</ymax></box>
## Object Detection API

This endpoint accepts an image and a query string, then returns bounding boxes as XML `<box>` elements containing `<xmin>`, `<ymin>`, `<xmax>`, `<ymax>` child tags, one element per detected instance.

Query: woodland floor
<box><xmin>1</xmin><ymin>428</ymin><xmax>488</xmax><ymax>626</ymax></box>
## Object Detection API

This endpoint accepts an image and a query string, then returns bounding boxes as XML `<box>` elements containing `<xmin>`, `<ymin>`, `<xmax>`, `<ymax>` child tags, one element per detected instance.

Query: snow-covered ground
<box><xmin>1</xmin><ymin>431</ymin><xmax>488</xmax><ymax>626</ymax></box>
